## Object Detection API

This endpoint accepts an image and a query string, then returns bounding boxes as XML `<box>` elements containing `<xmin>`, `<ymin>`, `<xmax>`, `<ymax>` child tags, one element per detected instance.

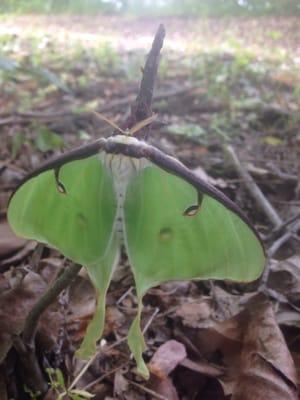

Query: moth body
<box><xmin>101</xmin><ymin>136</ymin><xmax>149</xmax><ymax>244</ymax></box>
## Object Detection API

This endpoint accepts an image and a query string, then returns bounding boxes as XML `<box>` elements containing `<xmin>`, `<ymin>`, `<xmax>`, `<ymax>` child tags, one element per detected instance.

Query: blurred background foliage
<box><xmin>1</xmin><ymin>0</ymin><xmax>300</xmax><ymax>16</ymax></box>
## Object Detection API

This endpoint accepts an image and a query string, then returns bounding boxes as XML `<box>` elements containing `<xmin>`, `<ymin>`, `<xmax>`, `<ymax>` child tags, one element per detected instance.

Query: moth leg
<box><xmin>54</xmin><ymin>167</ymin><xmax>67</xmax><ymax>194</ymax></box>
<box><xmin>183</xmin><ymin>191</ymin><xmax>203</xmax><ymax>217</ymax></box>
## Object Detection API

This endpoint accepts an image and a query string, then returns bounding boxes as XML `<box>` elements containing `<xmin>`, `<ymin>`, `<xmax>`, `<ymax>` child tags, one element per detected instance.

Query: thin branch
<box><xmin>12</xmin><ymin>334</ymin><xmax>48</xmax><ymax>395</ymax></box>
<box><xmin>128</xmin><ymin>380</ymin><xmax>169</xmax><ymax>400</ymax></box>
<box><xmin>224</xmin><ymin>144</ymin><xmax>283</xmax><ymax>228</ymax></box>
<box><xmin>135</xmin><ymin>24</ymin><xmax>166</xmax><ymax>119</ymax></box>
<box><xmin>83</xmin><ymin>362</ymin><xmax>129</xmax><ymax>391</ymax></box>
<box><xmin>22</xmin><ymin>263</ymin><xmax>81</xmax><ymax>345</ymax></box>
<box><xmin>68</xmin><ymin>336</ymin><xmax>128</xmax><ymax>391</ymax></box>
<box><xmin>267</xmin><ymin>220</ymin><xmax>300</xmax><ymax>258</ymax></box>
<box><xmin>267</xmin><ymin>211</ymin><xmax>300</xmax><ymax>240</ymax></box>
<box><xmin>142</xmin><ymin>307</ymin><xmax>160</xmax><ymax>334</ymax></box>
<box><xmin>125</xmin><ymin>24</ymin><xmax>166</xmax><ymax>137</ymax></box>
<box><xmin>259</xmin><ymin>219</ymin><xmax>300</xmax><ymax>287</ymax></box>
<box><xmin>12</xmin><ymin>263</ymin><xmax>82</xmax><ymax>394</ymax></box>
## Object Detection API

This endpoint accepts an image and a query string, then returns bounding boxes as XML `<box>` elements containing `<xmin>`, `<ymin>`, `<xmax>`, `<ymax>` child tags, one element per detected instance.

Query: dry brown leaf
<box><xmin>267</xmin><ymin>256</ymin><xmax>300</xmax><ymax>305</ymax></box>
<box><xmin>114</xmin><ymin>370</ymin><xmax>129</xmax><ymax>397</ymax></box>
<box><xmin>151</xmin><ymin>377</ymin><xmax>179</xmax><ymax>400</ymax></box>
<box><xmin>180</xmin><ymin>358</ymin><xmax>225</xmax><ymax>378</ymax></box>
<box><xmin>179</xmin><ymin>293</ymin><xmax>298</xmax><ymax>399</ymax></box>
<box><xmin>148</xmin><ymin>340</ymin><xmax>186</xmax><ymax>400</ymax></box>
<box><xmin>149</xmin><ymin>340</ymin><xmax>187</xmax><ymax>378</ymax></box>
<box><xmin>175</xmin><ymin>298</ymin><xmax>213</xmax><ymax>329</ymax></box>
<box><xmin>66</xmin><ymin>275</ymin><xmax>97</xmax><ymax>344</ymax></box>
<box><xmin>0</xmin><ymin>269</ymin><xmax>62</xmax><ymax>362</ymax></box>
<box><xmin>232</xmin><ymin>295</ymin><xmax>298</xmax><ymax>400</ymax></box>
<box><xmin>0</xmin><ymin>220</ymin><xmax>27</xmax><ymax>258</ymax></box>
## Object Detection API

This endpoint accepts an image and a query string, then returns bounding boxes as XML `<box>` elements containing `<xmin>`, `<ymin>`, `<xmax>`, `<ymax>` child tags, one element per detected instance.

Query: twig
<box><xmin>224</xmin><ymin>144</ymin><xmax>283</xmax><ymax>228</ymax></box>
<box><xmin>126</xmin><ymin>24</ymin><xmax>166</xmax><ymax>137</ymax></box>
<box><xmin>267</xmin><ymin>211</ymin><xmax>300</xmax><ymax>241</ymax></box>
<box><xmin>266</xmin><ymin>162</ymin><xmax>298</xmax><ymax>184</ymax></box>
<box><xmin>142</xmin><ymin>307</ymin><xmax>160</xmax><ymax>334</ymax></box>
<box><xmin>135</xmin><ymin>24</ymin><xmax>165</xmax><ymax>115</ymax></box>
<box><xmin>117</xmin><ymin>286</ymin><xmax>133</xmax><ymax>305</ymax></box>
<box><xmin>22</xmin><ymin>263</ymin><xmax>81</xmax><ymax>346</ymax></box>
<box><xmin>11</xmin><ymin>263</ymin><xmax>81</xmax><ymax>394</ymax></box>
<box><xmin>12</xmin><ymin>335</ymin><xmax>49</xmax><ymax>395</ymax></box>
<box><xmin>267</xmin><ymin>220</ymin><xmax>300</xmax><ymax>258</ymax></box>
<box><xmin>68</xmin><ymin>336</ymin><xmax>127</xmax><ymax>391</ymax></box>
<box><xmin>259</xmin><ymin>219</ymin><xmax>300</xmax><ymax>287</ymax></box>
<box><xmin>0</xmin><ymin>241</ymin><xmax>36</xmax><ymax>272</ymax></box>
<box><xmin>83</xmin><ymin>362</ymin><xmax>128</xmax><ymax>391</ymax></box>
<box><xmin>29</xmin><ymin>243</ymin><xmax>44</xmax><ymax>271</ymax></box>
<box><xmin>128</xmin><ymin>380</ymin><xmax>169</xmax><ymax>400</ymax></box>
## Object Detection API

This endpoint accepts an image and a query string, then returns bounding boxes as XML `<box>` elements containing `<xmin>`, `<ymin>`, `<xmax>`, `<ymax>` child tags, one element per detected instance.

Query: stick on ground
<box><xmin>13</xmin><ymin>263</ymin><xmax>81</xmax><ymax>395</ymax></box>
<box><xmin>224</xmin><ymin>144</ymin><xmax>283</xmax><ymax>228</ymax></box>
<box><xmin>22</xmin><ymin>262</ymin><xmax>81</xmax><ymax>345</ymax></box>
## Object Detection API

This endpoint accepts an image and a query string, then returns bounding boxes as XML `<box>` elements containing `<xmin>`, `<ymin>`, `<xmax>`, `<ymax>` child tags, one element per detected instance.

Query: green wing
<box><xmin>8</xmin><ymin>154</ymin><xmax>119</xmax><ymax>357</ymax></box>
<box><xmin>124</xmin><ymin>164</ymin><xmax>265</xmax><ymax>378</ymax></box>
<box><xmin>8</xmin><ymin>155</ymin><xmax>116</xmax><ymax>265</ymax></box>
<box><xmin>124</xmin><ymin>164</ymin><xmax>265</xmax><ymax>296</ymax></box>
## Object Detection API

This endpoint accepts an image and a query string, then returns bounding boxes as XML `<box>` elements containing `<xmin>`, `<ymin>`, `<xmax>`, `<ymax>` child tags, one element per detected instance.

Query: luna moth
<box><xmin>7</xmin><ymin>118</ymin><xmax>265</xmax><ymax>378</ymax></box>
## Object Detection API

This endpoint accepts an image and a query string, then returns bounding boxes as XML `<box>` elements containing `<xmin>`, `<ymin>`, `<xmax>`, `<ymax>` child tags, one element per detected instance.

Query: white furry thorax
<box><xmin>100</xmin><ymin>135</ymin><xmax>149</xmax><ymax>242</ymax></box>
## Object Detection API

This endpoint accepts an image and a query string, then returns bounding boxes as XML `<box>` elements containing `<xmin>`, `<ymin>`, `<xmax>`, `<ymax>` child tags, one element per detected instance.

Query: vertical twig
<box><xmin>22</xmin><ymin>263</ymin><xmax>81</xmax><ymax>345</ymax></box>
<box><xmin>124</xmin><ymin>24</ymin><xmax>166</xmax><ymax>138</ymax></box>
<box><xmin>224</xmin><ymin>144</ymin><xmax>283</xmax><ymax>228</ymax></box>
<box><xmin>13</xmin><ymin>263</ymin><xmax>81</xmax><ymax>394</ymax></box>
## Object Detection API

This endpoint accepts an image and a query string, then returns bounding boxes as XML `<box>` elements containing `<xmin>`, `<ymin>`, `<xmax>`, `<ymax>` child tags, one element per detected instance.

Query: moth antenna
<box><xmin>54</xmin><ymin>168</ymin><xmax>67</xmax><ymax>194</ymax></box>
<box><xmin>183</xmin><ymin>191</ymin><xmax>203</xmax><ymax>217</ymax></box>
<box><xmin>129</xmin><ymin>114</ymin><xmax>157</xmax><ymax>136</ymax></box>
<box><xmin>93</xmin><ymin>111</ymin><xmax>126</xmax><ymax>135</ymax></box>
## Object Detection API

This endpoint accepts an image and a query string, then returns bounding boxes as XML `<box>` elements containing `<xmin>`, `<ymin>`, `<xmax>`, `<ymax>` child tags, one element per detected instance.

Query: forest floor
<box><xmin>0</xmin><ymin>15</ymin><xmax>300</xmax><ymax>400</ymax></box>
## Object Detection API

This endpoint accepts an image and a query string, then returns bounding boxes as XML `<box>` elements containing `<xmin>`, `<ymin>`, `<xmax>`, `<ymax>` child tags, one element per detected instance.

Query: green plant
<box><xmin>94</xmin><ymin>42</ymin><xmax>120</xmax><ymax>73</ymax></box>
<box><xmin>47</xmin><ymin>368</ymin><xmax>94</xmax><ymax>399</ymax></box>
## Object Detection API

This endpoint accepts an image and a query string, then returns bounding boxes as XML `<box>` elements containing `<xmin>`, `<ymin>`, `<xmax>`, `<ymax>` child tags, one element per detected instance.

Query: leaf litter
<box><xmin>0</xmin><ymin>14</ymin><xmax>299</xmax><ymax>399</ymax></box>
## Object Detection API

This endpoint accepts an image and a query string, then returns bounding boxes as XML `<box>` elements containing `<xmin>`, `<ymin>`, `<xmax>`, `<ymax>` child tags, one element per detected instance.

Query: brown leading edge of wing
<box><xmin>8</xmin><ymin>138</ymin><xmax>106</xmax><ymax>203</ymax></box>
<box><xmin>103</xmin><ymin>139</ymin><xmax>265</xmax><ymax>253</ymax></box>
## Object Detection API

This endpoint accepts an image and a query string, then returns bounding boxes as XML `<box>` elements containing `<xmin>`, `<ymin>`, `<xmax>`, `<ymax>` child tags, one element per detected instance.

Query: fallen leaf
<box><xmin>0</xmin><ymin>220</ymin><xmax>27</xmax><ymax>258</ymax></box>
<box><xmin>149</xmin><ymin>340</ymin><xmax>187</xmax><ymax>378</ymax></box>
<box><xmin>175</xmin><ymin>298</ymin><xmax>214</xmax><ymax>329</ymax></box>
<box><xmin>179</xmin><ymin>293</ymin><xmax>298</xmax><ymax>399</ymax></box>
<box><xmin>267</xmin><ymin>256</ymin><xmax>300</xmax><ymax>306</ymax></box>
<box><xmin>180</xmin><ymin>358</ymin><xmax>225</xmax><ymax>378</ymax></box>
<box><xmin>114</xmin><ymin>371</ymin><xmax>129</xmax><ymax>397</ymax></box>
<box><xmin>0</xmin><ymin>267</ymin><xmax>62</xmax><ymax>362</ymax></box>
<box><xmin>232</xmin><ymin>295</ymin><xmax>298</xmax><ymax>400</ymax></box>
<box><xmin>148</xmin><ymin>340</ymin><xmax>186</xmax><ymax>400</ymax></box>
<box><xmin>151</xmin><ymin>378</ymin><xmax>179</xmax><ymax>400</ymax></box>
